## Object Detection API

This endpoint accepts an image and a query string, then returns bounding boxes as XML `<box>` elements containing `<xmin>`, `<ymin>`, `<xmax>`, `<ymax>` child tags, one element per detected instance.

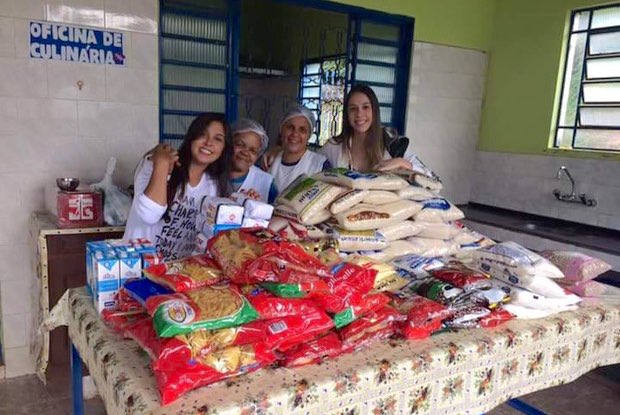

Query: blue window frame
<box><xmin>555</xmin><ymin>3</ymin><xmax>620</xmax><ymax>152</ymax></box>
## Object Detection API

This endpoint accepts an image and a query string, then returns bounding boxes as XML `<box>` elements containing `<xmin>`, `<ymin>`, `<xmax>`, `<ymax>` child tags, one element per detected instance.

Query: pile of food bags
<box><xmin>268</xmin><ymin>168</ymin><xmax>493</xmax><ymax>262</ymax></box>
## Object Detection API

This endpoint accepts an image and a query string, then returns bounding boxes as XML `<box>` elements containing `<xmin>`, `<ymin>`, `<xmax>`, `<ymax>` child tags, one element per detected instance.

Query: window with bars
<box><xmin>555</xmin><ymin>4</ymin><xmax>620</xmax><ymax>152</ymax></box>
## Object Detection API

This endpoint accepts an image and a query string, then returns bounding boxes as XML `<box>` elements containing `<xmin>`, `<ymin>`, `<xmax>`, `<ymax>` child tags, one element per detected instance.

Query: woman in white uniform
<box><xmin>268</xmin><ymin>104</ymin><xmax>331</xmax><ymax>191</ymax></box>
<box><xmin>230</xmin><ymin>118</ymin><xmax>278</xmax><ymax>203</ymax></box>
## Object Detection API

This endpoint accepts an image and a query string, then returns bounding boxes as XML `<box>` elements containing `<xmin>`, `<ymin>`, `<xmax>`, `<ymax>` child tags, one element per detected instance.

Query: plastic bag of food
<box><xmin>566</xmin><ymin>280</ymin><xmax>612</xmax><ymax>297</ymax></box>
<box><xmin>207</xmin><ymin>228</ymin><xmax>274</xmax><ymax>282</ymax></box>
<box><xmin>311</xmin><ymin>262</ymin><xmax>377</xmax><ymax>314</ymax></box>
<box><xmin>154</xmin><ymin>343</ymin><xmax>277</xmax><ymax>404</ymax></box>
<box><xmin>116</xmin><ymin>287</ymin><xmax>146</xmax><ymax>313</ymax></box>
<box><xmin>406</xmin><ymin>236</ymin><xmax>460</xmax><ymax>257</ymax></box>
<box><xmin>540</xmin><ymin>251</ymin><xmax>611</xmax><ymax>284</ymax></box>
<box><xmin>471</xmin><ymin>242</ymin><xmax>564</xmax><ymax>280</ymax></box>
<box><xmin>361</xmin><ymin>240</ymin><xmax>421</xmax><ymax>262</ymax></box>
<box><xmin>90</xmin><ymin>157</ymin><xmax>131</xmax><ymax>226</ymax></box>
<box><xmin>230</xmin><ymin>193</ymin><xmax>274</xmax><ymax>220</ymax></box>
<box><xmin>266</xmin><ymin>309</ymin><xmax>334</xmax><ymax>351</ymax></box>
<box><xmin>338</xmin><ymin>306</ymin><xmax>404</xmax><ymax>347</ymax></box>
<box><xmin>477</xmin><ymin>261</ymin><xmax>568</xmax><ymax>298</ymax></box>
<box><xmin>243</xmin><ymin>286</ymin><xmax>324</xmax><ymax>320</ymax></box>
<box><xmin>503</xmin><ymin>303</ymin><xmax>578</xmax><ymax>320</ymax></box>
<box><xmin>377</xmin><ymin>220</ymin><xmax>423</xmax><ymax>241</ymax></box>
<box><xmin>407</xmin><ymin>277</ymin><xmax>464</xmax><ymax>305</ymax></box>
<box><xmin>395</xmin><ymin>185</ymin><xmax>435</xmax><ymax>201</ymax></box>
<box><xmin>332</xmin><ymin>292</ymin><xmax>391</xmax><ymax>329</ymax></box>
<box><xmin>261</xmin><ymin>271</ymin><xmax>329</xmax><ymax>298</ymax></box>
<box><xmin>392</xmin><ymin>169</ymin><xmax>443</xmax><ymax>191</ymax></box>
<box><xmin>362</xmin><ymin>190</ymin><xmax>400</xmax><ymax>205</ymax></box>
<box><xmin>443</xmin><ymin>303</ymin><xmax>491</xmax><ymax>328</ymax></box>
<box><xmin>390</xmin><ymin>254</ymin><xmax>445</xmax><ymax>278</ymax></box>
<box><xmin>124</xmin><ymin>316</ymin><xmax>162</xmax><ymax>359</ymax></box>
<box><xmin>143</xmin><ymin>255</ymin><xmax>223</xmax><ymax>292</ymax></box>
<box><xmin>323</xmin><ymin>227</ymin><xmax>388</xmax><ymax>252</ymax></box>
<box><xmin>123</xmin><ymin>279</ymin><xmax>173</xmax><ymax>307</ymax></box>
<box><xmin>276</xmin><ymin>175</ymin><xmax>345</xmax><ymax>223</ymax></box>
<box><xmin>414</xmin><ymin>198</ymin><xmax>464</xmax><ymax>223</ymax></box>
<box><xmin>335</xmin><ymin>200</ymin><xmax>422</xmax><ymax>231</ymax></box>
<box><xmin>347</xmin><ymin>255</ymin><xmax>408</xmax><ymax>292</ymax></box>
<box><xmin>453</xmin><ymin>228</ymin><xmax>488</xmax><ymax>245</ymax></box>
<box><xmin>145</xmin><ymin>285</ymin><xmax>259</xmax><ymax>337</ymax></box>
<box><xmin>416</xmin><ymin>222</ymin><xmax>461</xmax><ymax>240</ymax></box>
<box><xmin>391</xmin><ymin>291</ymin><xmax>450</xmax><ymax>340</ymax></box>
<box><xmin>101</xmin><ymin>309</ymin><xmax>148</xmax><ymax>334</ymax></box>
<box><xmin>281</xmin><ymin>331</ymin><xmax>350</xmax><ymax>367</ymax></box>
<box><xmin>330</xmin><ymin>189</ymin><xmax>369</xmax><ymax>214</ymax></box>
<box><xmin>431</xmin><ymin>265</ymin><xmax>490</xmax><ymax>288</ymax></box>
<box><xmin>494</xmin><ymin>282</ymin><xmax>580</xmax><ymax>310</ymax></box>
<box><xmin>314</xmin><ymin>168</ymin><xmax>409</xmax><ymax>190</ymax></box>
<box><xmin>296</xmin><ymin>238</ymin><xmax>340</xmax><ymax>266</ymax></box>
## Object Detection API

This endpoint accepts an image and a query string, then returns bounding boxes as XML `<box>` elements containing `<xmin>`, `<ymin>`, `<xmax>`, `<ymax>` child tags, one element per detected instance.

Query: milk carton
<box><xmin>92</xmin><ymin>250</ymin><xmax>120</xmax><ymax>312</ymax></box>
<box><xmin>114</xmin><ymin>247</ymin><xmax>142</xmax><ymax>287</ymax></box>
<box><xmin>201</xmin><ymin>197</ymin><xmax>244</xmax><ymax>226</ymax></box>
<box><xmin>86</xmin><ymin>241</ymin><xmax>111</xmax><ymax>296</ymax></box>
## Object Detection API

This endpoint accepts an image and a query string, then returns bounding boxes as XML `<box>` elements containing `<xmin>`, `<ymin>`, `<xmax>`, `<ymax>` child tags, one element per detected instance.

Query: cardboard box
<box><xmin>57</xmin><ymin>191</ymin><xmax>103</xmax><ymax>229</ymax></box>
<box><xmin>91</xmin><ymin>250</ymin><xmax>120</xmax><ymax>312</ymax></box>
<box><xmin>201</xmin><ymin>197</ymin><xmax>244</xmax><ymax>226</ymax></box>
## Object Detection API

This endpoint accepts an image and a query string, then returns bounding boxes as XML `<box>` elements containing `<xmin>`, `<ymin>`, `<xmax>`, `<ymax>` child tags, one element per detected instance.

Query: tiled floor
<box><xmin>0</xmin><ymin>365</ymin><xmax>618</xmax><ymax>414</ymax></box>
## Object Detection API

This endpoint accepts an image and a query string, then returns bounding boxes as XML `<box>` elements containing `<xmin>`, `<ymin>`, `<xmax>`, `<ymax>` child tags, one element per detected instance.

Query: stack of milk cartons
<box><xmin>193</xmin><ymin>195</ymin><xmax>274</xmax><ymax>255</ymax></box>
<box><xmin>86</xmin><ymin>239</ymin><xmax>159</xmax><ymax>312</ymax></box>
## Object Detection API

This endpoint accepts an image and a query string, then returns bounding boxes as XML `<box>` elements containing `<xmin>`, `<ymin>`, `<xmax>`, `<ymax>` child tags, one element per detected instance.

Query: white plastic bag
<box><xmin>90</xmin><ymin>157</ymin><xmax>131</xmax><ymax>226</ymax></box>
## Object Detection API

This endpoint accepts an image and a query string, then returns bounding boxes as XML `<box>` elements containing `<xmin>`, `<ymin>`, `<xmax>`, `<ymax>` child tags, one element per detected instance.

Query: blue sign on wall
<box><xmin>29</xmin><ymin>21</ymin><xmax>125</xmax><ymax>65</ymax></box>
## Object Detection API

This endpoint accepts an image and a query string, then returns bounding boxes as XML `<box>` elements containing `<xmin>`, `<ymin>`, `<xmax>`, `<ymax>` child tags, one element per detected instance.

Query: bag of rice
<box><xmin>145</xmin><ymin>285</ymin><xmax>259</xmax><ymax>337</ymax></box>
<box><xmin>415</xmin><ymin>198</ymin><xmax>464</xmax><ymax>223</ymax></box>
<box><xmin>474</xmin><ymin>260</ymin><xmax>567</xmax><ymax>298</ymax></box>
<box><xmin>391</xmin><ymin>169</ymin><xmax>443</xmax><ymax>191</ymax></box>
<box><xmin>347</xmin><ymin>255</ymin><xmax>409</xmax><ymax>292</ymax></box>
<box><xmin>416</xmin><ymin>222</ymin><xmax>461</xmax><ymax>240</ymax></box>
<box><xmin>540</xmin><ymin>251</ymin><xmax>612</xmax><ymax>284</ymax></box>
<box><xmin>406</xmin><ymin>236</ymin><xmax>460</xmax><ymax>257</ymax></box>
<box><xmin>276</xmin><ymin>175</ymin><xmax>346</xmax><ymax>223</ymax></box>
<box><xmin>362</xmin><ymin>190</ymin><xmax>400</xmax><ymax>205</ymax></box>
<box><xmin>274</xmin><ymin>204</ymin><xmax>331</xmax><ymax>226</ymax></box>
<box><xmin>361</xmin><ymin>240</ymin><xmax>420</xmax><ymax>262</ymax></box>
<box><xmin>335</xmin><ymin>200</ymin><xmax>422</xmax><ymax>231</ymax></box>
<box><xmin>314</xmin><ymin>168</ymin><xmax>409</xmax><ymax>190</ymax></box>
<box><xmin>330</xmin><ymin>189</ymin><xmax>368</xmax><ymax>214</ymax></box>
<box><xmin>377</xmin><ymin>220</ymin><xmax>423</xmax><ymax>241</ymax></box>
<box><xmin>471</xmin><ymin>242</ymin><xmax>564</xmax><ymax>279</ymax></box>
<box><xmin>395</xmin><ymin>185</ymin><xmax>436</xmax><ymax>201</ymax></box>
<box><xmin>503</xmin><ymin>283</ymin><xmax>581</xmax><ymax>309</ymax></box>
<box><xmin>391</xmin><ymin>254</ymin><xmax>445</xmax><ymax>278</ymax></box>
<box><xmin>321</xmin><ymin>226</ymin><xmax>388</xmax><ymax>252</ymax></box>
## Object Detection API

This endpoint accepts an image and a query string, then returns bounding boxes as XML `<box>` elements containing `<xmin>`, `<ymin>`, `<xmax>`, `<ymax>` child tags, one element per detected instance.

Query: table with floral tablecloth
<box><xmin>49</xmin><ymin>287</ymin><xmax>620</xmax><ymax>415</ymax></box>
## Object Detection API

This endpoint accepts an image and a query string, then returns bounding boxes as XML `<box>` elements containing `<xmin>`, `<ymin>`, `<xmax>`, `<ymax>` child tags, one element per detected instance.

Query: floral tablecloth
<box><xmin>50</xmin><ymin>287</ymin><xmax>620</xmax><ymax>415</ymax></box>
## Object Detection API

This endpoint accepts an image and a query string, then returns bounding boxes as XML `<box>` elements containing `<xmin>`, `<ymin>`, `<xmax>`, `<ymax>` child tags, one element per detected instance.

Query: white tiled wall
<box><xmin>404</xmin><ymin>42</ymin><xmax>487</xmax><ymax>205</ymax></box>
<box><xmin>471</xmin><ymin>151</ymin><xmax>620</xmax><ymax>231</ymax></box>
<box><xmin>0</xmin><ymin>0</ymin><xmax>158</xmax><ymax>378</ymax></box>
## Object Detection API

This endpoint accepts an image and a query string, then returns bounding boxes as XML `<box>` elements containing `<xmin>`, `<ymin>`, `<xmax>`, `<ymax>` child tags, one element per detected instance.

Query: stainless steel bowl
<box><xmin>56</xmin><ymin>177</ymin><xmax>80</xmax><ymax>192</ymax></box>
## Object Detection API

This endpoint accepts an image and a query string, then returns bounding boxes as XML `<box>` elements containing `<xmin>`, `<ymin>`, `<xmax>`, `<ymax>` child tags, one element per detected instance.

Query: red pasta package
<box><xmin>124</xmin><ymin>316</ymin><xmax>163</xmax><ymax>359</ymax></box>
<box><xmin>101</xmin><ymin>309</ymin><xmax>148</xmax><ymax>335</ymax></box>
<box><xmin>116</xmin><ymin>288</ymin><xmax>145</xmax><ymax>313</ymax></box>
<box><xmin>281</xmin><ymin>331</ymin><xmax>350</xmax><ymax>368</ymax></box>
<box><xmin>311</xmin><ymin>262</ymin><xmax>378</xmax><ymax>314</ymax></box>
<box><xmin>431</xmin><ymin>264</ymin><xmax>490</xmax><ymax>288</ymax></box>
<box><xmin>243</xmin><ymin>286</ymin><xmax>324</xmax><ymax>320</ymax></box>
<box><xmin>391</xmin><ymin>291</ymin><xmax>451</xmax><ymax>340</ymax></box>
<box><xmin>332</xmin><ymin>292</ymin><xmax>391</xmax><ymax>329</ymax></box>
<box><xmin>261</xmin><ymin>269</ymin><xmax>329</xmax><ymax>298</ymax></box>
<box><xmin>154</xmin><ymin>342</ymin><xmax>277</xmax><ymax>404</ymax></box>
<box><xmin>143</xmin><ymin>254</ymin><xmax>223</xmax><ymax>292</ymax></box>
<box><xmin>207</xmin><ymin>228</ymin><xmax>275</xmax><ymax>282</ymax></box>
<box><xmin>265</xmin><ymin>309</ymin><xmax>334</xmax><ymax>351</ymax></box>
<box><xmin>477</xmin><ymin>307</ymin><xmax>514</xmax><ymax>328</ymax></box>
<box><xmin>338</xmin><ymin>306</ymin><xmax>404</xmax><ymax>348</ymax></box>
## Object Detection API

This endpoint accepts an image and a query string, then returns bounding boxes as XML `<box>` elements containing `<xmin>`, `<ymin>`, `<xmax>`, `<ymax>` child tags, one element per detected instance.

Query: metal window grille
<box><xmin>555</xmin><ymin>3</ymin><xmax>620</xmax><ymax>151</ymax></box>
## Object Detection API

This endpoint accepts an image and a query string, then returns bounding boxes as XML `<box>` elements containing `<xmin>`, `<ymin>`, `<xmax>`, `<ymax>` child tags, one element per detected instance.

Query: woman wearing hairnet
<box><xmin>230</xmin><ymin>118</ymin><xmax>278</xmax><ymax>203</ymax></box>
<box><xmin>268</xmin><ymin>104</ymin><xmax>331</xmax><ymax>191</ymax></box>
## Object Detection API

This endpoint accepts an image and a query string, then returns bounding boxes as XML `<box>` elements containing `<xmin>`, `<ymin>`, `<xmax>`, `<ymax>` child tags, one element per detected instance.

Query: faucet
<box><xmin>553</xmin><ymin>166</ymin><xmax>597</xmax><ymax>207</ymax></box>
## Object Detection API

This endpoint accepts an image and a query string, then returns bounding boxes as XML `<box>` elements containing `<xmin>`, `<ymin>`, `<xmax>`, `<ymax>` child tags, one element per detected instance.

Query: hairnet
<box><xmin>231</xmin><ymin>118</ymin><xmax>270</xmax><ymax>155</ymax></box>
<box><xmin>280</xmin><ymin>104</ymin><xmax>316</xmax><ymax>134</ymax></box>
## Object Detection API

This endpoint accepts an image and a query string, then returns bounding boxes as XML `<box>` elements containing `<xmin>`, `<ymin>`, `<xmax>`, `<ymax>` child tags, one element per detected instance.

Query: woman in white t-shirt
<box><xmin>123</xmin><ymin>112</ymin><xmax>232</xmax><ymax>260</ymax></box>
<box><xmin>318</xmin><ymin>84</ymin><xmax>413</xmax><ymax>172</ymax></box>
<box><xmin>268</xmin><ymin>104</ymin><xmax>330</xmax><ymax>191</ymax></box>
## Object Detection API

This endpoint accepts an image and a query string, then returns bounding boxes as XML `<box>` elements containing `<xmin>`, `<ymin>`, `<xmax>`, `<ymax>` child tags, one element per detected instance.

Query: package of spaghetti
<box><xmin>207</xmin><ymin>228</ymin><xmax>275</xmax><ymax>282</ymax></box>
<box><xmin>281</xmin><ymin>331</ymin><xmax>349</xmax><ymax>368</ymax></box>
<box><xmin>297</xmin><ymin>238</ymin><xmax>340</xmax><ymax>266</ymax></box>
<box><xmin>261</xmin><ymin>270</ymin><xmax>329</xmax><ymax>298</ymax></box>
<box><xmin>431</xmin><ymin>265</ymin><xmax>490</xmax><ymax>288</ymax></box>
<box><xmin>242</xmin><ymin>241</ymin><xmax>331</xmax><ymax>285</ymax></box>
<box><xmin>243</xmin><ymin>286</ymin><xmax>324</xmax><ymax>320</ymax></box>
<box><xmin>116</xmin><ymin>287</ymin><xmax>146</xmax><ymax>313</ymax></box>
<box><xmin>310</xmin><ymin>262</ymin><xmax>377</xmax><ymax>314</ymax></box>
<box><xmin>265</xmin><ymin>309</ymin><xmax>334</xmax><ymax>351</ymax></box>
<box><xmin>124</xmin><ymin>316</ymin><xmax>162</xmax><ymax>359</ymax></box>
<box><xmin>315</xmin><ymin>168</ymin><xmax>409</xmax><ymax>190</ymax></box>
<box><xmin>143</xmin><ymin>254</ymin><xmax>223</xmax><ymax>292</ymax></box>
<box><xmin>335</xmin><ymin>200</ymin><xmax>422</xmax><ymax>231</ymax></box>
<box><xmin>347</xmin><ymin>255</ymin><xmax>408</xmax><ymax>293</ymax></box>
<box><xmin>443</xmin><ymin>303</ymin><xmax>491</xmax><ymax>329</ymax></box>
<box><xmin>145</xmin><ymin>285</ymin><xmax>259</xmax><ymax>337</ymax></box>
<box><xmin>330</xmin><ymin>189</ymin><xmax>369</xmax><ymax>214</ymax></box>
<box><xmin>338</xmin><ymin>306</ymin><xmax>404</xmax><ymax>348</ymax></box>
<box><xmin>332</xmin><ymin>292</ymin><xmax>391</xmax><ymax>329</ymax></box>
<box><xmin>276</xmin><ymin>175</ymin><xmax>346</xmax><ymax>224</ymax></box>
<box><xmin>477</xmin><ymin>307</ymin><xmax>514</xmax><ymax>328</ymax></box>
<box><xmin>415</xmin><ymin>198</ymin><xmax>464</xmax><ymax>223</ymax></box>
<box><xmin>154</xmin><ymin>343</ymin><xmax>277</xmax><ymax>404</ymax></box>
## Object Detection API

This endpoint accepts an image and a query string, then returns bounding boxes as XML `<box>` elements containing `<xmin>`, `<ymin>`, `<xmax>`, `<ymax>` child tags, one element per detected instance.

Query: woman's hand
<box><xmin>374</xmin><ymin>157</ymin><xmax>412</xmax><ymax>172</ymax></box>
<box><xmin>150</xmin><ymin>143</ymin><xmax>180</xmax><ymax>174</ymax></box>
<box><xmin>260</xmin><ymin>146</ymin><xmax>281</xmax><ymax>171</ymax></box>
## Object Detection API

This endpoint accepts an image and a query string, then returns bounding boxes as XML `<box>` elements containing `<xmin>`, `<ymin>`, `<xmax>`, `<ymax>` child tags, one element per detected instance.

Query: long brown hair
<box><xmin>334</xmin><ymin>84</ymin><xmax>384</xmax><ymax>169</ymax></box>
<box><xmin>165</xmin><ymin>113</ymin><xmax>232</xmax><ymax>216</ymax></box>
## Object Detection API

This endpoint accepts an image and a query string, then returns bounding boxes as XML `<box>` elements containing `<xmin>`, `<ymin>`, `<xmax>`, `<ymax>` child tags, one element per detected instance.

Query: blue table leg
<box><xmin>71</xmin><ymin>342</ymin><xmax>85</xmax><ymax>415</ymax></box>
<box><xmin>507</xmin><ymin>398</ymin><xmax>548</xmax><ymax>415</ymax></box>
